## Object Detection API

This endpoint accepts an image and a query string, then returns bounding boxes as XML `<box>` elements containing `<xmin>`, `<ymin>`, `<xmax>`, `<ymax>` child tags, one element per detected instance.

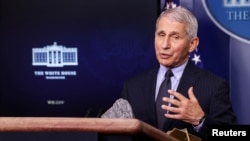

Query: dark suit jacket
<box><xmin>121</xmin><ymin>60</ymin><xmax>237</xmax><ymax>140</ymax></box>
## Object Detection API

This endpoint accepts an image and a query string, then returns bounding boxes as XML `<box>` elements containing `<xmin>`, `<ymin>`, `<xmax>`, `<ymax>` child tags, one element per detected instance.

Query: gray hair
<box><xmin>156</xmin><ymin>6</ymin><xmax>198</xmax><ymax>40</ymax></box>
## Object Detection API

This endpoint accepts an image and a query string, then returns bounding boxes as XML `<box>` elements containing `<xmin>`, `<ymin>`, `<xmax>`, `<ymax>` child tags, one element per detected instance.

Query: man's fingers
<box><xmin>163</xmin><ymin>97</ymin><xmax>180</xmax><ymax>106</ymax></box>
<box><xmin>162</xmin><ymin>104</ymin><xmax>179</xmax><ymax>113</ymax></box>
<box><xmin>188</xmin><ymin>87</ymin><xmax>198</xmax><ymax>102</ymax></box>
<box><xmin>168</xmin><ymin>89</ymin><xmax>186</xmax><ymax>101</ymax></box>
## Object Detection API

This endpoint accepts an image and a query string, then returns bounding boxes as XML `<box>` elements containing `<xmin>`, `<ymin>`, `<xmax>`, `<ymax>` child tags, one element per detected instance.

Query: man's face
<box><xmin>154</xmin><ymin>16</ymin><xmax>197</xmax><ymax>68</ymax></box>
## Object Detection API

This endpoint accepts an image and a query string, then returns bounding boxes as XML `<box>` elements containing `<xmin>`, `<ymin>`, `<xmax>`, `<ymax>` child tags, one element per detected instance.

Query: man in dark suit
<box><xmin>120</xmin><ymin>6</ymin><xmax>237</xmax><ymax>140</ymax></box>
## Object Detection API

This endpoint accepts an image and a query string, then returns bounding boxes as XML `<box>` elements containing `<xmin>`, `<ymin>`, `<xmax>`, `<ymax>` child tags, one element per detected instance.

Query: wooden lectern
<box><xmin>0</xmin><ymin>117</ymin><xmax>178</xmax><ymax>141</ymax></box>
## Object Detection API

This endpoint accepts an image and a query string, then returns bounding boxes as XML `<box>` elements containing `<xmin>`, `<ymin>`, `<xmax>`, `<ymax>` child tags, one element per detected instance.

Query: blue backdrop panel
<box><xmin>0</xmin><ymin>0</ymin><xmax>158</xmax><ymax>117</ymax></box>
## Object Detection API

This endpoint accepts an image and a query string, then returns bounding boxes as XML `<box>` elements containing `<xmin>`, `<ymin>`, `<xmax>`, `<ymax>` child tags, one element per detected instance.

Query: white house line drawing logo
<box><xmin>224</xmin><ymin>0</ymin><xmax>250</xmax><ymax>7</ymax></box>
<box><xmin>32</xmin><ymin>42</ymin><xmax>78</xmax><ymax>67</ymax></box>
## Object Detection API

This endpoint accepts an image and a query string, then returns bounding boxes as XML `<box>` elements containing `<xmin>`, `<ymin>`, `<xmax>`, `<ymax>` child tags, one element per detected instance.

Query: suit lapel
<box><xmin>177</xmin><ymin>60</ymin><xmax>200</xmax><ymax>97</ymax></box>
<box><xmin>143</xmin><ymin>67</ymin><xmax>159</xmax><ymax>127</ymax></box>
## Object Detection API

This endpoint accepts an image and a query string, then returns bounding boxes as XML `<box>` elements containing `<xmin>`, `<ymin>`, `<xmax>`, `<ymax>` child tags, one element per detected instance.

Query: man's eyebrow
<box><xmin>169</xmin><ymin>31</ymin><xmax>181</xmax><ymax>35</ymax></box>
<box><xmin>157</xmin><ymin>30</ymin><xmax>165</xmax><ymax>34</ymax></box>
<box><xmin>156</xmin><ymin>30</ymin><xmax>183</xmax><ymax>36</ymax></box>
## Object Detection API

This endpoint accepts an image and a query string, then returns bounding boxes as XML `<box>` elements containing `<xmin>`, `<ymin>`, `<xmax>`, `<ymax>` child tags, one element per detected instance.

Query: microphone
<box><xmin>96</xmin><ymin>108</ymin><xmax>104</xmax><ymax>117</ymax></box>
<box><xmin>84</xmin><ymin>108</ymin><xmax>93</xmax><ymax>117</ymax></box>
<box><xmin>101</xmin><ymin>98</ymin><xmax>134</xmax><ymax>119</ymax></box>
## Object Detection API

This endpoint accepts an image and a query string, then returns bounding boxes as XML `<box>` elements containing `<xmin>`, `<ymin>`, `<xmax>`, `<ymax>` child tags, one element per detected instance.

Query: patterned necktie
<box><xmin>156</xmin><ymin>69</ymin><xmax>173</xmax><ymax>129</ymax></box>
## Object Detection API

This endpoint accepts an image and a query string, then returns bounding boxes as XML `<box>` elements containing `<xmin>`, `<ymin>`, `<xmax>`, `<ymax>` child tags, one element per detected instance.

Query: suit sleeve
<box><xmin>197</xmin><ymin>77</ymin><xmax>237</xmax><ymax>140</ymax></box>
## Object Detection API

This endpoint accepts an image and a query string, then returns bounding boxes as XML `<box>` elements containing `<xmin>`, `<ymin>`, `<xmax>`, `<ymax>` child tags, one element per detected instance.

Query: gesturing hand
<box><xmin>161</xmin><ymin>87</ymin><xmax>205</xmax><ymax>125</ymax></box>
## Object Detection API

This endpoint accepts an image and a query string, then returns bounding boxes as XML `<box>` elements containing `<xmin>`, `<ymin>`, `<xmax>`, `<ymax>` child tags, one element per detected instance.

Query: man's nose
<box><xmin>161</xmin><ymin>37</ymin><xmax>170</xmax><ymax>49</ymax></box>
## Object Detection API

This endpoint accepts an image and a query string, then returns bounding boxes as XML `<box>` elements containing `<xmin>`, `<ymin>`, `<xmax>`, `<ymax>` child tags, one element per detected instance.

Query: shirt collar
<box><xmin>159</xmin><ymin>60</ymin><xmax>188</xmax><ymax>80</ymax></box>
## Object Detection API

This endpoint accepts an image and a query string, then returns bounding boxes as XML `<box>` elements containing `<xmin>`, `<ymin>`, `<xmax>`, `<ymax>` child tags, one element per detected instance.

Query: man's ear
<box><xmin>188</xmin><ymin>37</ymin><xmax>199</xmax><ymax>53</ymax></box>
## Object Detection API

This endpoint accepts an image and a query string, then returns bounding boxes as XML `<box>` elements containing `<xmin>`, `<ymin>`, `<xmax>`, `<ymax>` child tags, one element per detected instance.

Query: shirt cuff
<box><xmin>193</xmin><ymin>116</ymin><xmax>205</xmax><ymax>132</ymax></box>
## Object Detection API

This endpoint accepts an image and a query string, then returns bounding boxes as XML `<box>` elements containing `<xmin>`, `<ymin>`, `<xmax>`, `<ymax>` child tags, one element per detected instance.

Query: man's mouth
<box><xmin>160</xmin><ymin>53</ymin><xmax>171</xmax><ymax>59</ymax></box>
